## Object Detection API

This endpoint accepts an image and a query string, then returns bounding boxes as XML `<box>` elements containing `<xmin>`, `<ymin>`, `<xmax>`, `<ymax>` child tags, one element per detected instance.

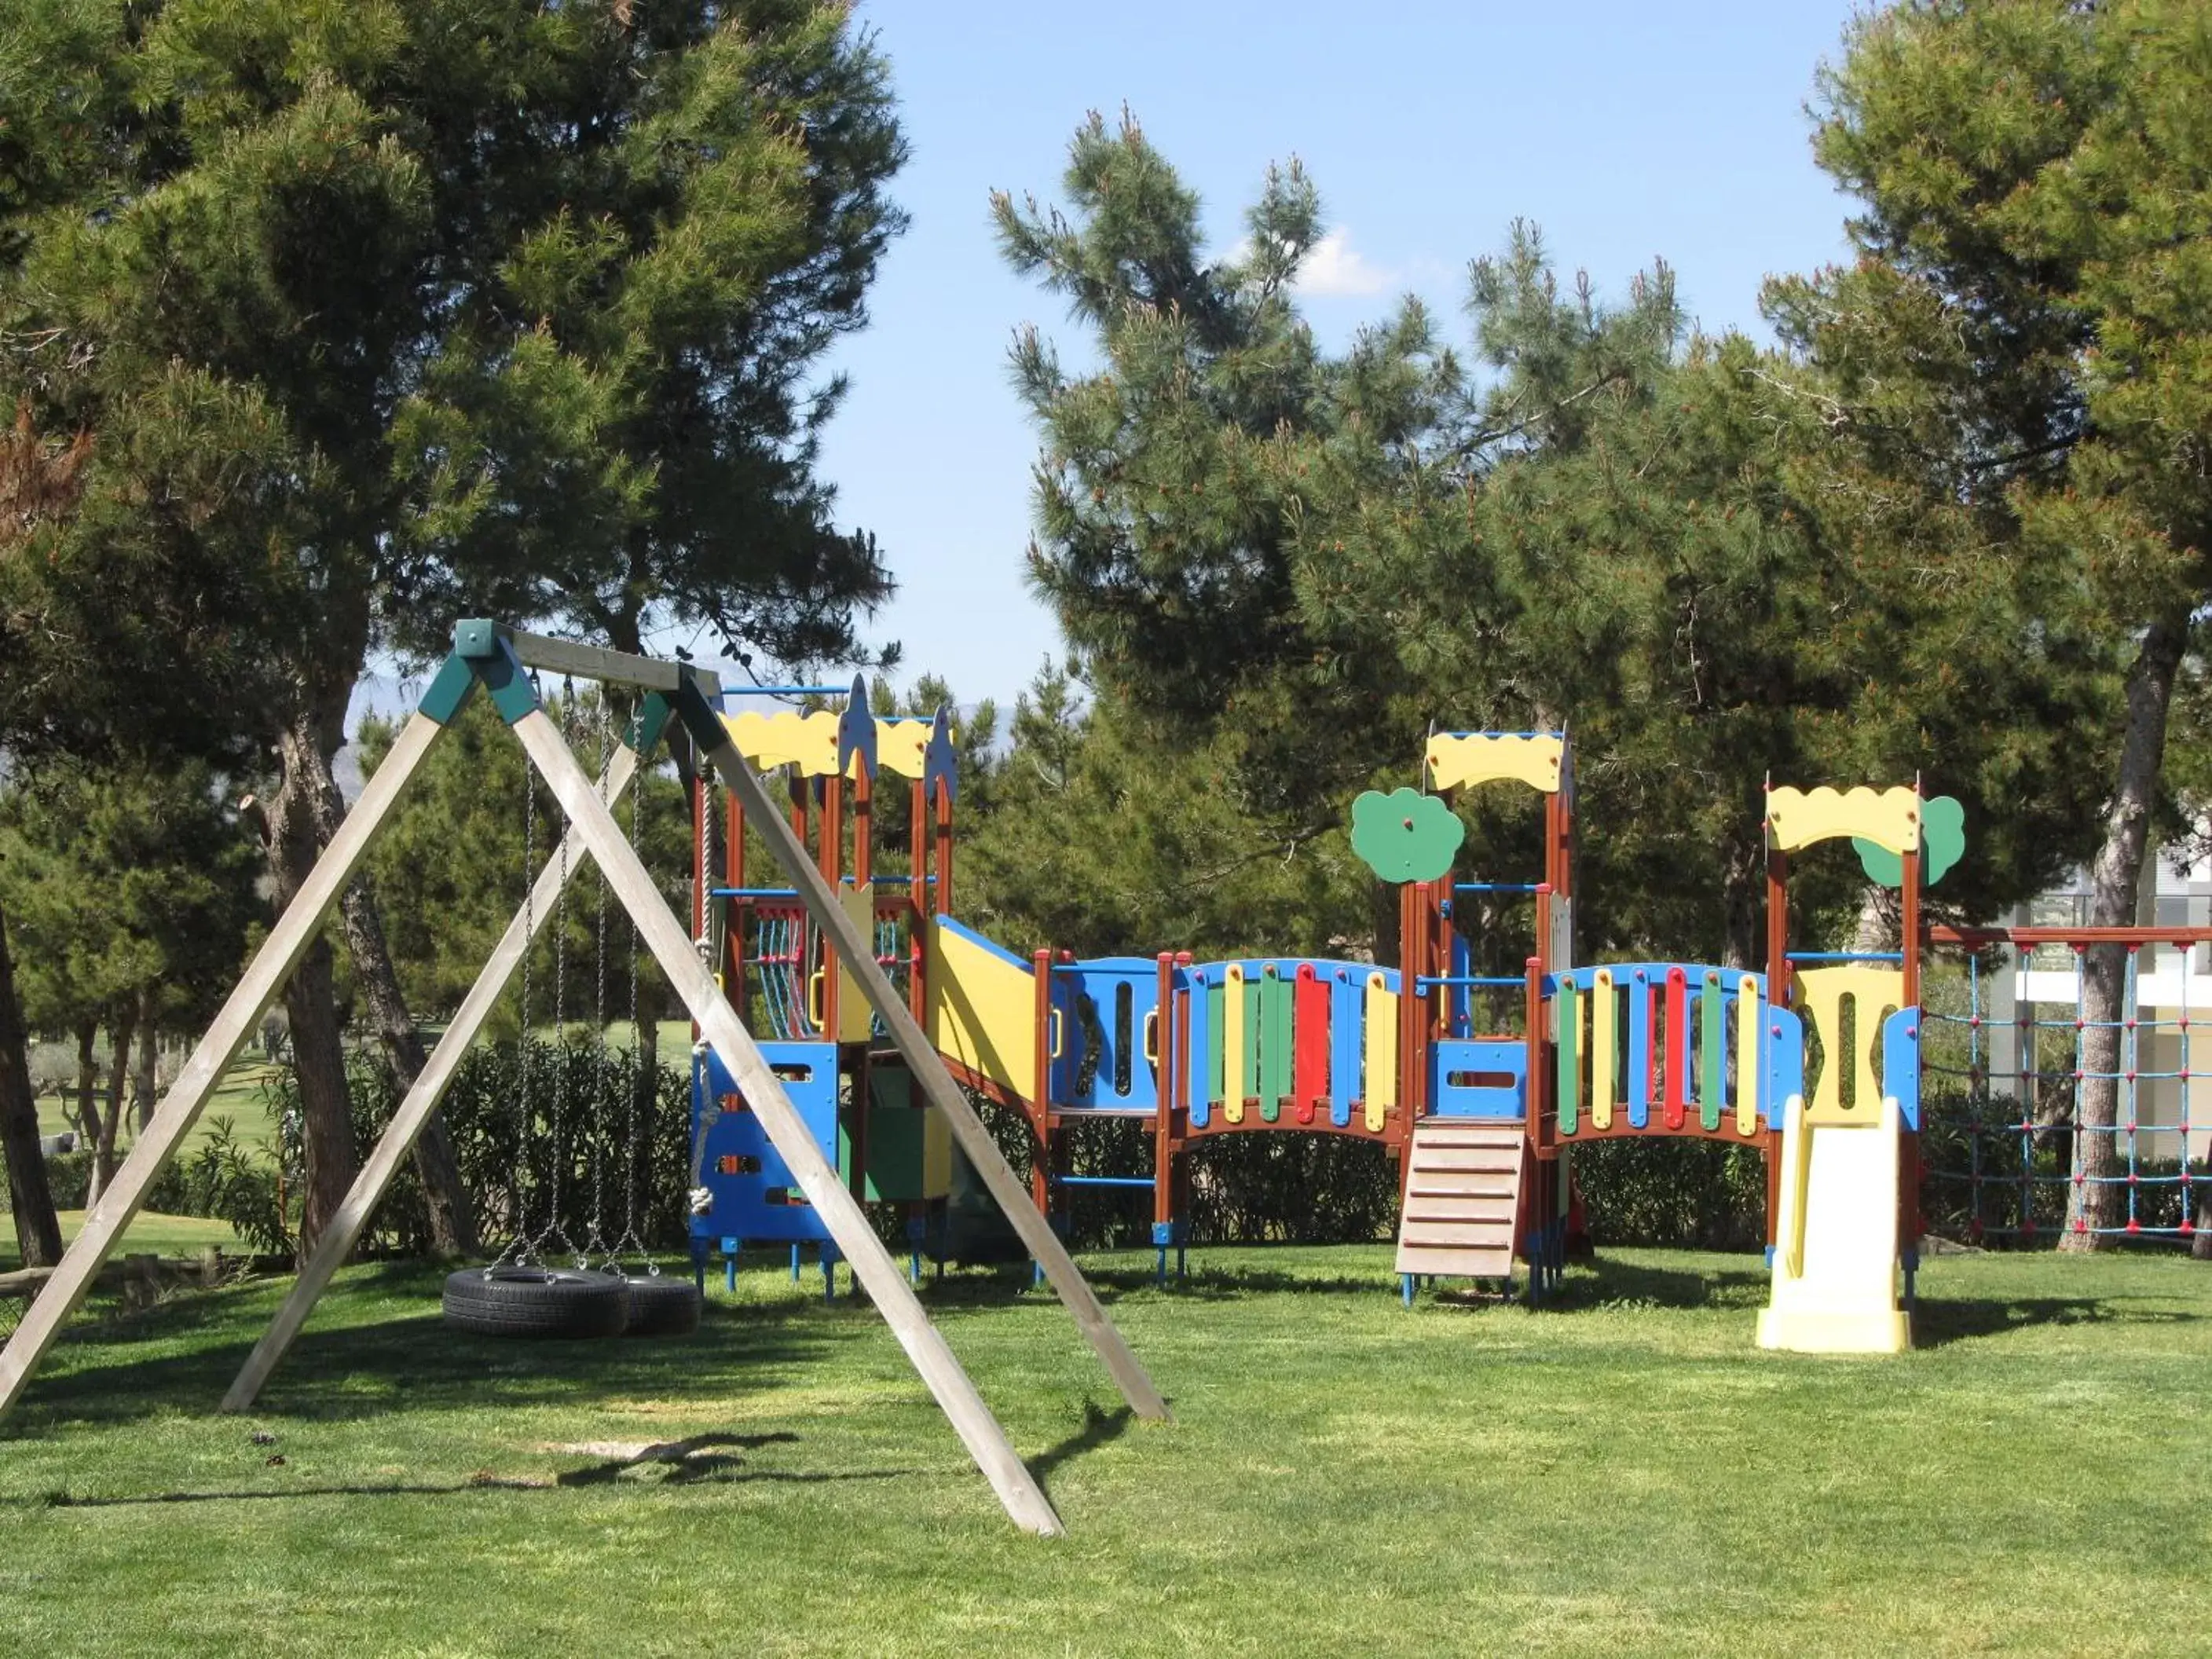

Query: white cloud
<box><xmin>1294</xmin><ymin>228</ymin><xmax>1393</xmax><ymax>298</ymax></box>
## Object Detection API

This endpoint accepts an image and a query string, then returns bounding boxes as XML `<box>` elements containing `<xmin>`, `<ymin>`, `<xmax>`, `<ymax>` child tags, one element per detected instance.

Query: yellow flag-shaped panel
<box><xmin>873</xmin><ymin>719</ymin><xmax>933</xmax><ymax>779</ymax></box>
<box><xmin>1766</xmin><ymin>786</ymin><xmax>1921</xmax><ymax>856</ymax></box>
<box><xmin>723</xmin><ymin>709</ymin><xmax>840</xmax><ymax>776</ymax></box>
<box><xmin>1424</xmin><ymin>733</ymin><xmax>1563</xmax><ymax>794</ymax></box>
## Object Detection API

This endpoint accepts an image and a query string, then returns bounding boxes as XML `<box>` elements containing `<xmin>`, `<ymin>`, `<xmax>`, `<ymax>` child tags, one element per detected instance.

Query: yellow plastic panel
<box><xmin>1734</xmin><ymin>973</ymin><xmax>1761</xmax><ymax>1137</ymax></box>
<box><xmin>1793</xmin><ymin>965</ymin><xmax>1903</xmax><ymax>1125</ymax></box>
<box><xmin>1589</xmin><ymin>969</ymin><xmax>1615</xmax><ymax>1132</ymax></box>
<box><xmin>836</xmin><ymin>883</ymin><xmax>877</xmax><ymax>1043</ymax></box>
<box><xmin>1423</xmin><ymin>733</ymin><xmax>1564</xmax><ymax>795</ymax></box>
<box><xmin>723</xmin><ymin>709</ymin><xmax>840</xmax><ymax>776</ymax></box>
<box><xmin>1222</xmin><ymin>965</ymin><xmax>1247</xmax><ymax>1125</ymax></box>
<box><xmin>873</xmin><ymin>719</ymin><xmax>933</xmax><ymax>779</ymax></box>
<box><xmin>921</xmin><ymin>1107</ymin><xmax>953</xmax><ymax>1198</ymax></box>
<box><xmin>923</xmin><ymin>919</ymin><xmax>1036</xmax><ymax>1099</ymax></box>
<box><xmin>1766</xmin><ymin>786</ymin><xmax>1921</xmax><ymax>855</ymax></box>
<box><xmin>1363</xmin><ymin>972</ymin><xmax>1397</xmax><ymax>1131</ymax></box>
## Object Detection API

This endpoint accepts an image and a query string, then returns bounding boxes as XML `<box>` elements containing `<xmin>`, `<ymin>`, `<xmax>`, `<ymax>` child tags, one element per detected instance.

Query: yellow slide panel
<box><xmin>924</xmin><ymin>917</ymin><xmax>1037</xmax><ymax>1100</ymax></box>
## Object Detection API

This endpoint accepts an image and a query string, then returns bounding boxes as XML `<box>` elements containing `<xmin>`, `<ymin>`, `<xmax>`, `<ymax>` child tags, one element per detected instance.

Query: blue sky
<box><xmin>786</xmin><ymin>0</ymin><xmax>1869</xmax><ymax>712</ymax></box>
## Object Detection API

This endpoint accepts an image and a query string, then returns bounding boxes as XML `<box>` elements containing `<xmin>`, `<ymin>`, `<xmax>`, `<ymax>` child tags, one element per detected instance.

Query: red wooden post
<box><xmin>1663</xmin><ymin>966</ymin><xmax>1690</xmax><ymax>1131</ymax></box>
<box><xmin>1293</xmin><ymin>963</ymin><xmax>1328</xmax><ymax>1126</ymax></box>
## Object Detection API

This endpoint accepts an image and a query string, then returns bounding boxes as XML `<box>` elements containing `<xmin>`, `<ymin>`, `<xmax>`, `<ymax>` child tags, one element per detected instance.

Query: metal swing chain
<box><xmin>535</xmin><ymin>680</ymin><xmax>582</xmax><ymax>1266</ymax></box>
<box><xmin>583</xmin><ymin>694</ymin><xmax>615</xmax><ymax>1269</ymax></box>
<box><xmin>501</xmin><ymin>670</ymin><xmax>546</xmax><ymax>1272</ymax></box>
<box><xmin>612</xmin><ymin>739</ymin><xmax>652</xmax><ymax>1269</ymax></box>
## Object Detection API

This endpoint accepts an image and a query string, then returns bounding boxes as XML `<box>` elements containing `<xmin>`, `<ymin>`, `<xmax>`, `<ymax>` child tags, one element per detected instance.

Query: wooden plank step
<box><xmin>1414</xmin><ymin>1122</ymin><xmax>1525</xmax><ymax>1144</ymax></box>
<box><xmin>1395</xmin><ymin>1244</ymin><xmax>1514</xmax><ymax>1277</ymax></box>
<box><xmin>1407</xmin><ymin>1178</ymin><xmax>1517</xmax><ymax>1200</ymax></box>
<box><xmin>1410</xmin><ymin>1147</ymin><xmax>1522</xmax><ymax>1172</ymax></box>
<box><xmin>1403</xmin><ymin>1196</ymin><xmax>1516</xmax><ymax>1223</ymax></box>
<box><xmin>1399</xmin><ymin>1219</ymin><xmax>1515</xmax><ymax>1247</ymax></box>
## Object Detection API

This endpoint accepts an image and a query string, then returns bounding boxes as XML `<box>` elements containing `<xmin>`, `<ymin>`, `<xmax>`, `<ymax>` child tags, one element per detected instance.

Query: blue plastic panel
<box><xmin>1883</xmin><ymin>1005</ymin><xmax>1921</xmax><ymax>1131</ymax></box>
<box><xmin>1050</xmin><ymin>957</ymin><xmax>1160</xmax><ymax>1111</ymax></box>
<box><xmin>690</xmin><ymin>1041</ymin><xmax>838</xmax><ymax>1246</ymax></box>
<box><xmin>1428</xmin><ymin>1038</ymin><xmax>1529</xmax><ymax>1120</ymax></box>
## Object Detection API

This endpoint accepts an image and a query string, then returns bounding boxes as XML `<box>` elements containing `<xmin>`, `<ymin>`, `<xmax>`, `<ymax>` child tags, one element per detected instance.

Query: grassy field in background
<box><xmin>35</xmin><ymin>1059</ymin><xmax>284</xmax><ymax>1154</ymax></box>
<box><xmin>2</xmin><ymin>1244</ymin><xmax>2206</xmax><ymax>1656</ymax></box>
<box><xmin>1</xmin><ymin>1212</ymin><xmax>245</xmax><ymax>1272</ymax></box>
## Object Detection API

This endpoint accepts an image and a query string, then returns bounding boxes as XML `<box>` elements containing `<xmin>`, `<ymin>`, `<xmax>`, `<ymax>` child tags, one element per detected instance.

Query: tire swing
<box><xmin>443</xmin><ymin>686</ymin><xmax>628</xmax><ymax>1341</ymax></box>
<box><xmin>591</xmin><ymin>701</ymin><xmax>699</xmax><ymax>1338</ymax></box>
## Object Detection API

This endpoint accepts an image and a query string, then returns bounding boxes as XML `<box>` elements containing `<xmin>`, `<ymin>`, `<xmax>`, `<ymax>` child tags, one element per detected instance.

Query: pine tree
<box><xmin>2</xmin><ymin>0</ymin><xmax>907</xmax><ymax>1254</ymax></box>
<box><xmin>1767</xmin><ymin>0</ymin><xmax>2212</xmax><ymax>1247</ymax></box>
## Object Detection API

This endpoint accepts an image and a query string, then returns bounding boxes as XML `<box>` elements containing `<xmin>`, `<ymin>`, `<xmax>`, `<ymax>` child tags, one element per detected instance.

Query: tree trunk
<box><xmin>0</xmin><ymin>894</ymin><xmax>64</xmax><ymax>1267</ymax></box>
<box><xmin>2064</xmin><ymin>613</ymin><xmax>2188</xmax><ymax>1252</ymax></box>
<box><xmin>1720</xmin><ymin>833</ymin><xmax>1767</xmax><ymax>972</ymax></box>
<box><xmin>331</xmin><ymin>869</ymin><xmax>474</xmax><ymax>1256</ymax></box>
<box><xmin>269</xmin><ymin>701</ymin><xmax>361</xmax><ymax>1263</ymax></box>
<box><xmin>71</xmin><ymin>1020</ymin><xmax>98</xmax><ymax>1203</ymax></box>
<box><xmin>133</xmin><ymin>985</ymin><xmax>158</xmax><ymax>1134</ymax></box>
<box><xmin>93</xmin><ymin>999</ymin><xmax>136</xmax><ymax>1210</ymax></box>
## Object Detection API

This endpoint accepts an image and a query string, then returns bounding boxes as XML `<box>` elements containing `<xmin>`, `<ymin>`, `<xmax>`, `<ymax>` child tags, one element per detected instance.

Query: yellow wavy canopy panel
<box><xmin>1766</xmin><ymin>785</ymin><xmax>1921</xmax><ymax>855</ymax></box>
<box><xmin>723</xmin><ymin>709</ymin><xmax>840</xmax><ymax>775</ymax></box>
<box><xmin>873</xmin><ymin>718</ymin><xmax>933</xmax><ymax>779</ymax></box>
<box><xmin>1423</xmin><ymin>733</ymin><xmax>1563</xmax><ymax>794</ymax></box>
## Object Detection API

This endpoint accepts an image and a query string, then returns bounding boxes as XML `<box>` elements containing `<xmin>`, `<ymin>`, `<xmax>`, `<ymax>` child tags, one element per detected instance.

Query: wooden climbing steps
<box><xmin>1394</xmin><ymin>1118</ymin><xmax>1525</xmax><ymax>1281</ymax></box>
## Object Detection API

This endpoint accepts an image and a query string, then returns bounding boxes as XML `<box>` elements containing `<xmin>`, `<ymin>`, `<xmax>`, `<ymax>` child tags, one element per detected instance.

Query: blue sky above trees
<box><xmin>804</xmin><ymin>0</ymin><xmax>1863</xmax><ymax>709</ymax></box>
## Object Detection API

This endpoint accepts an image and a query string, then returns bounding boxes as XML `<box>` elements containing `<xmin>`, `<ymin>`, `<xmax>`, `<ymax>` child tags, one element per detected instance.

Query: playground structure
<box><xmin>690</xmin><ymin>701</ymin><xmax>1932</xmax><ymax>1352</ymax></box>
<box><xmin>0</xmin><ymin>622</ymin><xmax>1170</xmax><ymax>1538</ymax></box>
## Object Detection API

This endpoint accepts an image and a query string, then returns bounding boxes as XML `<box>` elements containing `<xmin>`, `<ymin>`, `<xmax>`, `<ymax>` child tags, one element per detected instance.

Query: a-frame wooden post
<box><xmin>0</xmin><ymin>710</ymin><xmax>450</xmax><ymax>1419</ymax></box>
<box><xmin>508</xmin><ymin>701</ymin><xmax>1069</xmax><ymax>1536</ymax></box>
<box><xmin>222</xmin><ymin>737</ymin><xmax>645</xmax><ymax>1412</ymax></box>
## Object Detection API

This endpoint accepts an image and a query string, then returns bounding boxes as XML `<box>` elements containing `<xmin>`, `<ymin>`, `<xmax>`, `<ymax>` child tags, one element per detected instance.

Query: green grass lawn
<box><xmin>0</xmin><ymin>1212</ymin><xmax>245</xmax><ymax>1273</ymax></box>
<box><xmin>35</xmin><ymin>1058</ymin><xmax>284</xmax><ymax>1153</ymax></box>
<box><xmin>1</xmin><ymin>1244</ymin><xmax>2206</xmax><ymax>1657</ymax></box>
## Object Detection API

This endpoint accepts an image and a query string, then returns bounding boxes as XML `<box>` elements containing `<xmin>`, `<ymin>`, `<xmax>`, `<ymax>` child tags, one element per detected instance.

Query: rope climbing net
<box><xmin>1921</xmin><ymin>925</ymin><xmax>2210</xmax><ymax>1243</ymax></box>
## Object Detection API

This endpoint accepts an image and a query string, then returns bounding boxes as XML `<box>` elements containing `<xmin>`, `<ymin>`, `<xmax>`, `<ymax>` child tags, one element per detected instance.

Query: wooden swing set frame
<box><xmin>0</xmin><ymin>621</ymin><xmax>1168</xmax><ymax>1536</ymax></box>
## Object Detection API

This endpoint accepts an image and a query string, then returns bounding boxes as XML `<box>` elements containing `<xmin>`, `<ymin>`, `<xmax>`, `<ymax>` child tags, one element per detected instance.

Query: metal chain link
<box><xmin>613</xmin><ymin>739</ymin><xmax>650</xmax><ymax>1269</ymax></box>
<box><xmin>584</xmin><ymin>694</ymin><xmax>614</xmax><ymax>1267</ymax></box>
<box><xmin>534</xmin><ymin>681</ymin><xmax>581</xmax><ymax>1266</ymax></box>
<box><xmin>500</xmin><ymin>670</ymin><xmax>546</xmax><ymax>1271</ymax></box>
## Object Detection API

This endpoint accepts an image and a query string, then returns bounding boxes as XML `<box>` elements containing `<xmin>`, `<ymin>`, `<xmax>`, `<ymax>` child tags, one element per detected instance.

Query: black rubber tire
<box><xmin>617</xmin><ymin>1273</ymin><xmax>702</xmax><ymax>1338</ymax></box>
<box><xmin>441</xmin><ymin>1267</ymin><xmax>628</xmax><ymax>1339</ymax></box>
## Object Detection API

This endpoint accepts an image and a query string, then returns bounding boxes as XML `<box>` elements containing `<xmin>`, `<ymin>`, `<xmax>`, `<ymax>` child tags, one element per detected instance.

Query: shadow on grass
<box><xmin>1026</xmin><ymin>1397</ymin><xmax>1133</xmax><ymax>1502</ymax></box>
<box><xmin>921</xmin><ymin>1254</ymin><xmax>1396</xmax><ymax>1307</ymax></box>
<box><xmin>38</xmin><ymin>1430</ymin><xmax>931</xmax><ymax>1508</ymax></box>
<box><xmin>1540</xmin><ymin>1254</ymin><xmax>1769</xmax><ymax>1314</ymax></box>
<box><xmin>5</xmin><ymin>1269</ymin><xmax>854</xmax><ymax>1434</ymax></box>
<box><xmin>1912</xmin><ymin>1291</ymin><xmax>2203</xmax><ymax>1349</ymax></box>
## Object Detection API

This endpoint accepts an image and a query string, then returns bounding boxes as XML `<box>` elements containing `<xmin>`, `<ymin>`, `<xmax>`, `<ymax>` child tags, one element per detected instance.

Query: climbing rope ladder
<box><xmin>1922</xmin><ymin>928</ymin><xmax>2207</xmax><ymax>1243</ymax></box>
